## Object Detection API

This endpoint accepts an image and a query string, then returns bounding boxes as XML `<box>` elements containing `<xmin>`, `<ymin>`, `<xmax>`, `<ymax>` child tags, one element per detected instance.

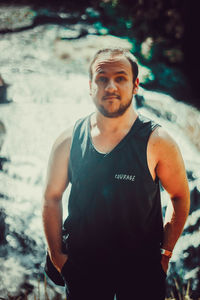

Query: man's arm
<box><xmin>153</xmin><ymin>128</ymin><xmax>190</xmax><ymax>272</ymax></box>
<box><xmin>42</xmin><ymin>128</ymin><xmax>72</xmax><ymax>272</ymax></box>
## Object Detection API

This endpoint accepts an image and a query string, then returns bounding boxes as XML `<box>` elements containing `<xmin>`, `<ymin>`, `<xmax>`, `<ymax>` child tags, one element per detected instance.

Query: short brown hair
<box><xmin>89</xmin><ymin>48</ymin><xmax>139</xmax><ymax>82</ymax></box>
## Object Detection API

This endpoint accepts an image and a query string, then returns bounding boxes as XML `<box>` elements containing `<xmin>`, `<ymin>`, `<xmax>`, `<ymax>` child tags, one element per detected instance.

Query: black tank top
<box><xmin>66</xmin><ymin>114</ymin><xmax>163</xmax><ymax>263</ymax></box>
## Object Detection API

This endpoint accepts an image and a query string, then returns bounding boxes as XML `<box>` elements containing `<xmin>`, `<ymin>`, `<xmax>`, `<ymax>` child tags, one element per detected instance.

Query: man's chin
<box><xmin>97</xmin><ymin>102</ymin><xmax>132</xmax><ymax>118</ymax></box>
<box><xmin>98</xmin><ymin>107</ymin><xmax>127</xmax><ymax>118</ymax></box>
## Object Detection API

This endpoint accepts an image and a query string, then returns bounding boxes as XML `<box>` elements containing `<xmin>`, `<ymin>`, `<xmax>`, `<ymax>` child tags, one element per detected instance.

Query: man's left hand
<box><xmin>161</xmin><ymin>254</ymin><xmax>170</xmax><ymax>274</ymax></box>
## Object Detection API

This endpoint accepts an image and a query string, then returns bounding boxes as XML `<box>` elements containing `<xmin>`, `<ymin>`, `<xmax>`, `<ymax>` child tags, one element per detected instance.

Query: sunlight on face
<box><xmin>90</xmin><ymin>54</ymin><xmax>136</xmax><ymax>118</ymax></box>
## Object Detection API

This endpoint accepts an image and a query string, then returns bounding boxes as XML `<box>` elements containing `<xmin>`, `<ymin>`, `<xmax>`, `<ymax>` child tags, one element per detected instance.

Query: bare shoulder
<box><xmin>51</xmin><ymin>126</ymin><xmax>74</xmax><ymax>159</ymax></box>
<box><xmin>149</xmin><ymin>126</ymin><xmax>181</xmax><ymax>160</ymax></box>
<box><xmin>150</xmin><ymin>126</ymin><xmax>176</xmax><ymax>144</ymax></box>
<box><xmin>44</xmin><ymin>126</ymin><xmax>74</xmax><ymax>197</ymax></box>
<box><xmin>147</xmin><ymin>126</ymin><xmax>181</xmax><ymax>181</ymax></box>
<box><xmin>149</xmin><ymin>126</ymin><xmax>189</xmax><ymax>198</ymax></box>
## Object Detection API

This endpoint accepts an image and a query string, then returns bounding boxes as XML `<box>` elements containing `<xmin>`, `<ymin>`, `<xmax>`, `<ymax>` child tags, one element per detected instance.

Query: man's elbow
<box><xmin>42</xmin><ymin>188</ymin><xmax>63</xmax><ymax>208</ymax></box>
<box><xmin>171</xmin><ymin>192</ymin><xmax>190</xmax><ymax>215</ymax></box>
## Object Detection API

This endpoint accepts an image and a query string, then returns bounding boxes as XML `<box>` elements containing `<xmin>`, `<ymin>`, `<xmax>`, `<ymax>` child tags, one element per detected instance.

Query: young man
<box><xmin>42</xmin><ymin>48</ymin><xmax>190</xmax><ymax>300</ymax></box>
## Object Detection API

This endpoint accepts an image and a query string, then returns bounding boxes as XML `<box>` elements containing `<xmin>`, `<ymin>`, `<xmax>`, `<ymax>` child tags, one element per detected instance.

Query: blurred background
<box><xmin>0</xmin><ymin>0</ymin><xmax>200</xmax><ymax>299</ymax></box>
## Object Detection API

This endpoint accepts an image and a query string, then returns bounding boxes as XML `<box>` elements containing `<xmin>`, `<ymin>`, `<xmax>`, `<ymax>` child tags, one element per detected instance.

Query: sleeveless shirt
<box><xmin>65</xmin><ymin>114</ymin><xmax>163</xmax><ymax>263</ymax></box>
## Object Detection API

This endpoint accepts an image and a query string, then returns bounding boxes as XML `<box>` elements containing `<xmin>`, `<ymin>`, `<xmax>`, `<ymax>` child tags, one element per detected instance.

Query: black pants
<box><xmin>61</xmin><ymin>254</ymin><xmax>166</xmax><ymax>300</ymax></box>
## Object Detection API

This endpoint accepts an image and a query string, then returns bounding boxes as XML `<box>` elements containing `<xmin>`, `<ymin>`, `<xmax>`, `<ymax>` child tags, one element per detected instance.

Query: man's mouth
<box><xmin>103</xmin><ymin>95</ymin><xmax>120</xmax><ymax>100</ymax></box>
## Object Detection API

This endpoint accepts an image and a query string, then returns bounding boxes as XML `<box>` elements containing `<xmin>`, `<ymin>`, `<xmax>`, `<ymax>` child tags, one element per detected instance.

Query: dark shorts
<box><xmin>60</xmin><ymin>253</ymin><xmax>166</xmax><ymax>300</ymax></box>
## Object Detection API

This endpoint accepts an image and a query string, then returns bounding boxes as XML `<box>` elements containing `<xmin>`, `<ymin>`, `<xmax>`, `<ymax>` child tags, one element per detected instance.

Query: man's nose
<box><xmin>105</xmin><ymin>79</ymin><xmax>117</xmax><ymax>92</ymax></box>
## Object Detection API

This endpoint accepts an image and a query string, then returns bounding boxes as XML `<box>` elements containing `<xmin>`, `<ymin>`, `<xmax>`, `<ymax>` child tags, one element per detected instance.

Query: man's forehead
<box><xmin>92</xmin><ymin>54</ymin><xmax>132</xmax><ymax>74</ymax></box>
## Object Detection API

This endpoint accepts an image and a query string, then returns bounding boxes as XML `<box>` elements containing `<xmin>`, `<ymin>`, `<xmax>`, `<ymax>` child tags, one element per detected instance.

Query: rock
<box><xmin>190</xmin><ymin>186</ymin><xmax>200</xmax><ymax>214</ymax></box>
<box><xmin>0</xmin><ymin>209</ymin><xmax>7</xmax><ymax>245</ymax></box>
<box><xmin>0</xmin><ymin>120</ymin><xmax>6</xmax><ymax>151</ymax></box>
<box><xmin>0</xmin><ymin>6</ymin><xmax>35</xmax><ymax>31</ymax></box>
<box><xmin>0</xmin><ymin>121</ymin><xmax>8</xmax><ymax>171</ymax></box>
<box><xmin>0</xmin><ymin>75</ymin><xmax>12</xmax><ymax>104</ymax></box>
<box><xmin>135</xmin><ymin>94</ymin><xmax>145</xmax><ymax>108</ymax></box>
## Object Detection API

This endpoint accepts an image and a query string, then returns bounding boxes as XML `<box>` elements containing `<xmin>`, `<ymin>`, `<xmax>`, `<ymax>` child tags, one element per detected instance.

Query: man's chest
<box><xmin>90</xmin><ymin>129</ymin><xmax>131</xmax><ymax>154</ymax></box>
<box><xmin>90</xmin><ymin>130</ymin><xmax>158</xmax><ymax>182</ymax></box>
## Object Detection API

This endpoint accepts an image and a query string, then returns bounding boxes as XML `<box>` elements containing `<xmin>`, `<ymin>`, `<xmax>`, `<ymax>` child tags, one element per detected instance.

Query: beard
<box><xmin>96</xmin><ymin>96</ymin><xmax>133</xmax><ymax>118</ymax></box>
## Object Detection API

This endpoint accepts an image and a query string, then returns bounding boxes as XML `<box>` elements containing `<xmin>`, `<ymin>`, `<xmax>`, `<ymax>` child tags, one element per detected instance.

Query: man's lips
<box><xmin>103</xmin><ymin>95</ymin><xmax>121</xmax><ymax>100</ymax></box>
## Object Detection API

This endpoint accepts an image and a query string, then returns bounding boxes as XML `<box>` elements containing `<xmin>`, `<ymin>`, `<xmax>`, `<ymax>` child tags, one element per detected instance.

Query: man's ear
<box><xmin>133</xmin><ymin>77</ymin><xmax>139</xmax><ymax>95</ymax></box>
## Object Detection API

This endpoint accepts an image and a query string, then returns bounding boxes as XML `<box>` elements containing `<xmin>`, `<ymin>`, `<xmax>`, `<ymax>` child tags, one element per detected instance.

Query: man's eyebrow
<box><xmin>115</xmin><ymin>71</ymin><xmax>128</xmax><ymax>75</ymax></box>
<box><xmin>97</xmin><ymin>71</ymin><xmax>106</xmax><ymax>74</ymax></box>
<box><xmin>96</xmin><ymin>71</ymin><xmax>128</xmax><ymax>75</ymax></box>
<box><xmin>115</xmin><ymin>71</ymin><xmax>128</xmax><ymax>76</ymax></box>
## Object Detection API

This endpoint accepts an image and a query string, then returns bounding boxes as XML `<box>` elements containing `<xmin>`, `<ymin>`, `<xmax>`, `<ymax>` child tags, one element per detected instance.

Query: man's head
<box><xmin>89</xmin><ymin>48</ymin><xmax>139</xmax><ymax>83</ymax></box>
<box><xmin>89</xmin><ymin>48</ymin><xmax>139</xmax><ymax>118</ymax></box>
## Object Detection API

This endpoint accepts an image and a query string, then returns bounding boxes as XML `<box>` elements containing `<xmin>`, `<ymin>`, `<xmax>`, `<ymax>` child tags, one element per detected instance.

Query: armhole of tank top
<box><xmin>67</xmin><ymin>118</ymin><xmax>83</xmax><ymax>183</ymax></box>
<box><xmin>145</xmin><ymin>124</ymin><xmax>161</xmax><ymax>185</ymax></box>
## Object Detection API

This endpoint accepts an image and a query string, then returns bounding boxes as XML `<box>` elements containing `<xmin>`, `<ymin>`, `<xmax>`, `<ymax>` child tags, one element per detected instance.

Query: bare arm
<box><xmin>153</xmin><ymin>128</ymin><xmax>190</xmax><ymax>271</ymax></box>
<box><xmin>42</xmin><ymin>128</ymin><xmax>72</xmax><ymax>272</ymax></box>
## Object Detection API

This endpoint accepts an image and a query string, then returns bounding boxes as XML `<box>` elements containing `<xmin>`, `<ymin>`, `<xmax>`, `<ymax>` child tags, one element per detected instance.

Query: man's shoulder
<box><xmin>52</xmin><ymin>127</ymin><xmax>74</xmax><ymax>157</ymax></box>
<box><xmin>150</xmin><ymin>126</ymin><xmax>176</xmax><ymax>144</ymax></box>
<box><xmin>53</xmin><ymin>115</ymin><xmax>90</xmax><ymax>150</ymax></box>
<box><xmin>149</xmin><ymin>126</ymin><xmax>179</xmax><ymax>157</ymax></box>
<box><xmin>136</xmin><ymin>114</ymin><xmax>160</xmax><ymax>133</ymax></box>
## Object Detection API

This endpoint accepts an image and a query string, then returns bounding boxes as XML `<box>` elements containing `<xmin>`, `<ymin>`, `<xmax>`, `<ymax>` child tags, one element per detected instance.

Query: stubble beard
<box><xmin>96</xmin><ymin>96</ymin><xmax>133</xmax><ymax>118</ymax></box>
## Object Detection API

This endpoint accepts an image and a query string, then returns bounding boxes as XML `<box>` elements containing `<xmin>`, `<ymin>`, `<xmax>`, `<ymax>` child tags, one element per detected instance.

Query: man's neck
<box><xmin>92</xmin><ymin>106</ymin><xmax>138</xmax><ymax>134</ymax></box>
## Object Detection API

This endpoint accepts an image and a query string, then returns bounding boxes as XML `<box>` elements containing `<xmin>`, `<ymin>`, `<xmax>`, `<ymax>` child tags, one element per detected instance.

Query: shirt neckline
<box><xmin>87</xmin><ymin>113</ymin><xmax>140</xmax><ymax>157</ymax></box>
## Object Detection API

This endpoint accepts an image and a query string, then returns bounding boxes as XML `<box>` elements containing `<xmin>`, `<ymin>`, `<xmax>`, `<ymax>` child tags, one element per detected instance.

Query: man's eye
<box><xmin>98</xmin><ymin>77</ymin><xmax>108</xmax><ymax>83</ymax></box>
<box><xmin>116</xmin><ymin>76</ymin><xmax>125</xmax><ymax>82</ymax></box>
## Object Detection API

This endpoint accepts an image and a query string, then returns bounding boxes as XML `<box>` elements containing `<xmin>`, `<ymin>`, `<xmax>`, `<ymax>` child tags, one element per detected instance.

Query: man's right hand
<box><xmin>49</xmin><ymin>252</ymin><xmax>68</xmax><ymax>273</ymax></box>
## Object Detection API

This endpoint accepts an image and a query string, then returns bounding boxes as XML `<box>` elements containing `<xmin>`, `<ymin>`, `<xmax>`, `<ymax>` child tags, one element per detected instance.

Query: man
<box><xmin>42</xmin><ymin>48</ymin><xmax>190</xmax><ymax>300</ymax></box>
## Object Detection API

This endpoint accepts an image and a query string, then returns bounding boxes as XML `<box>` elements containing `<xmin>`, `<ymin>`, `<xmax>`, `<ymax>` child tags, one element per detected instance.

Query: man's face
<box><xmin>89</xmin><ymin>54</ymin><xmax>139</xmax><ymax>118</ymax></box>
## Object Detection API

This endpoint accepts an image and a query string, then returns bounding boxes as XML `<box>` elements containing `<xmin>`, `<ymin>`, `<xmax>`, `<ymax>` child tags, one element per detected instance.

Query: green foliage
<box><xmin>94</xmin><ymin>21</ymin><xmax>109</xmax><ymax>35</ymax></box>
